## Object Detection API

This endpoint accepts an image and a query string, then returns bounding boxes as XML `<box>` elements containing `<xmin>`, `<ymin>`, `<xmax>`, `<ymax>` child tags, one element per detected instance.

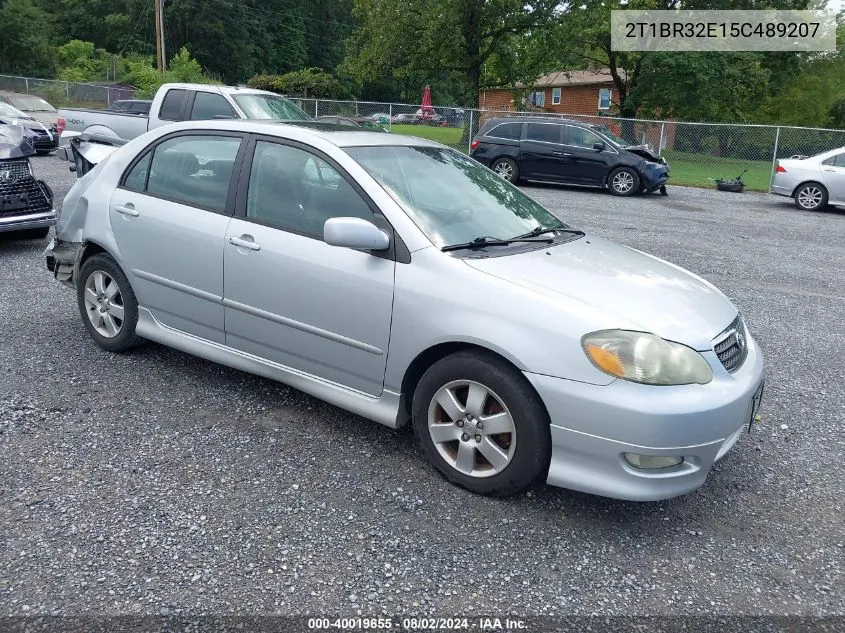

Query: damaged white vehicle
<box><xmin>46</xmin><ymin>120</ymin><xmax>764</xmax><ymax>501</ymax></box>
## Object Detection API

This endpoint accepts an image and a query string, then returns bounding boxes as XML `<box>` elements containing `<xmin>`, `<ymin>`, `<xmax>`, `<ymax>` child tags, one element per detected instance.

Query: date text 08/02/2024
<box><xmin>307</xmin><ymin>617</ymin><xmax>528</xmax><ymax>630</ymax></box>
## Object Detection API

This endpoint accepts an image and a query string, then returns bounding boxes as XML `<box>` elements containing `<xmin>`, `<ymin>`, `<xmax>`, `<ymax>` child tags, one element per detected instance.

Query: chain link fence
<box><xmin>295</xmin><ymin>98</ymin><xmax>845</xmax><ymax>192</ymax></box>
<box><xmin>0</xmin><ymin>74</ymin><xmax>136</xmax><ymax>109</ymax></box>
<box><xmin>2</xmin><ymin>77</ymin><xmax>842</xmax><ymax>191</ymax></box>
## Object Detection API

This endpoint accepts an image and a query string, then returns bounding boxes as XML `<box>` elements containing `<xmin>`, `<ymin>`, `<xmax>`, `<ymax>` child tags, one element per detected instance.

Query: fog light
<box><xmin>624</xmin><ymin>453</ymin><xmax>683</xmax><ymax>470</ymax></box>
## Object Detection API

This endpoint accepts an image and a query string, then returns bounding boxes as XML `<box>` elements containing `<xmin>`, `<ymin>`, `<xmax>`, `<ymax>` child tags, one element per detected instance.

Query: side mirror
<box><xmin>593</xmin><ymin>141</ymin><xmax>605</xmax><ymax>152</ymax></box>
<box><xmin>324</xmin><ymin>217</ymin><xmax>390</xmax><ymax>251</ymax></box>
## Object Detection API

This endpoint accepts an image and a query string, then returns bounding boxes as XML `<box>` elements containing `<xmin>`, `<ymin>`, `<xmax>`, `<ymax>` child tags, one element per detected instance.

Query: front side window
<box><xmin>159</xmin><ymin>89</ymin><xmax>188</xmax><ymax>121</ymax></box>
<box><xmin>138</xmin><ymin>135</ymin><xmax>242</xmax><ymax>211</ymax></box>
<box><xmin>347</xmin><ymin>145</ymin><xmax>570</xmax><ymax>249</ymax></box>
<box><xmin>232</xmin><ymin>94</ymin><xmax>311</xmax><ymax>121</ymax></box>
<box><xmin>565</xmin><ymin>126</ymin><xmax>603</xmax><ymax>149</ymax></box>
<box><xmin>190</xmin><ymin>92</ymin><xmax>236</xmax><ymax>120</ymax></box>
<box><xmin>246</xmin><ymin>141</ymin><xmax>372</xmax><ymax>237</ymax></box>
<box><xmin>525</xmin><ymin>123</ymin><xmax>561</xmax><ymax>144</ymax></box>
<box><xmin>552</xmin><ymin>87</ymin><xmax>561</xmax><ymax>105</ymax></box>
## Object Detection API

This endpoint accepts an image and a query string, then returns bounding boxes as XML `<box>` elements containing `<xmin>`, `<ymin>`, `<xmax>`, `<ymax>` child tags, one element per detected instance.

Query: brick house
<box><xmin>478</xmin><ymin>70</ymin><xmax>621</xmax><ymax>115</ymax></box>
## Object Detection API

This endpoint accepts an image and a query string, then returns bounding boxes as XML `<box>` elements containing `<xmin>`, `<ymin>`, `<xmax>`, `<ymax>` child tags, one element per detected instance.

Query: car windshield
<box><xmin>345</xmin><ymin>145</ymin><xmax>571</xmax><ymax>249</ymax></box>
<box><xmin>592</xmin><ymin>125</ymin><xmax>628</xmax><ymax>147</ymax></box>
<box><xmin>232</xmin><ymin>94</ymin><xmax>311</xmax><ymax>121</ymax></box>
<box><xmin>0</xmin><ymin>102</ymin><xmax>28</xmax><ymax>118</ymax></box>
<box><xmin>8</xmin><ymin>95</ymin><xmax>55</xmax><ymax>112</ymax></box>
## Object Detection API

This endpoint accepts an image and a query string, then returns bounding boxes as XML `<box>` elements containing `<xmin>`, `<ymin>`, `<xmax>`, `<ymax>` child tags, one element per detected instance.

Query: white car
<box><xmin>771</xmin><ymin>147</ymin><xmax>845</xmax><ymax>211</ymax></box>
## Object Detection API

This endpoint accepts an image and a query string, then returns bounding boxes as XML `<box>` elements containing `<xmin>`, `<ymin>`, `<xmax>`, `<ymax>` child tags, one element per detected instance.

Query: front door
<box><xmin>560</xmin><ymin>125</ymin><xmax>617</xmax><ymax>185</ymax></box>
<box><xmin>519</xmin><ymin>122</ymin><xmax>566</xmax><ymax>181</ymax></box>
<box><xmin>109</xmin><ymin>132</ymin><xmax>244</xmax><ymax>343</ymax></box>
<box><xmin>223</xmin><ymin>138</ymin><xmax>396</xmax><ymax>396</ymax></box>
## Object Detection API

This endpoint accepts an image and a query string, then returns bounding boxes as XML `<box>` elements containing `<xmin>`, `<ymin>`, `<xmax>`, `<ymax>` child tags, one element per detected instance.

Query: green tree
<box><xmin>0</xmin><ymin>0</ymin><xmax>56</xmax><ymax>77</ymax></box>
<box><xmin>343</xmin><ymin>0</ymin><xmax>562</xmax><ymax>106</ymax></box>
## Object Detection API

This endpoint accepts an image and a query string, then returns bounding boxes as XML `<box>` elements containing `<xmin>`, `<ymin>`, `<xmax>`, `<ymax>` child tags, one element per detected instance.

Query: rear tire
<box><xmin>77</xmin><ymin>253</ymin><xmax>143</xmax><ymax>353</ymax></box>
<box><xmin>490</xmin><ymin>157</ymin><xmax>519</xmax><ymax>183</ymax></box>
<box><xmin>608</xmin><ymin>167</ymin><xmax>640</xmax><ymax>196</ymax></box>
<box><xmin>412</xmin><ymin>350</ymin><xmax>551</xmax><ymax>497</ymax></box>
<box><xmin>794</xmin><ymin>182</ymin><xmax>827</xmax><ymax>211</ymax></box>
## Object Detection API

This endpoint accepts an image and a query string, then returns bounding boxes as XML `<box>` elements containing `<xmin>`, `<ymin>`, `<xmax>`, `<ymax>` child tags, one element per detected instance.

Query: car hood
<box><xmin>464</xmin><ymin>236</ymin><xmax>737</xmax><ymax>350</ymax></box>
<box><xmin>624</xmin><ymin>144</ymin><xmax>663</xmax><ymax>163</ymax></box>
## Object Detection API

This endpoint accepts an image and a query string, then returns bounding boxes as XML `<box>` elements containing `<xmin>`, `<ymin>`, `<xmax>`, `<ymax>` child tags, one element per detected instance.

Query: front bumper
<box><xmin>0</xmin><ymin>210</ymin><xmax>57</xmax><ymax>233</ymax></box>
<box><xmin>642</xmin><ymin>163</ymin><xmax>669</xmax><ymax>191</ymax></box>
<box><xmin>526</xmin><ymin>335</ymin><xmax>765</xmax><ymax>501</ymax></box>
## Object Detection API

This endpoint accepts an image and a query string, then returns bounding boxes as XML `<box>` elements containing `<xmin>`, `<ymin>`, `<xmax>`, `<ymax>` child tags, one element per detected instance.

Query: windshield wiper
<box><xmin>441</xmin><ymin>235</ymin><xmax>553</xmax><ymax>252</ymax></box>
<box><xmin>511</xmin><ymin>226</ymin><xmax>585</xmax><ymax>240</ymax></box>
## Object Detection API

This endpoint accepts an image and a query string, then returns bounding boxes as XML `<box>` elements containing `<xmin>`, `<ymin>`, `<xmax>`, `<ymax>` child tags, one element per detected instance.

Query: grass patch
<box><xmin>661</xmin><ymin>150</ymin><xmax>773</xmax><ymax>192</ymax></box>
<box><xmin>389</xmin><ymin>124</ymin><xmax>464</xmax><ymax>146</ymax></box>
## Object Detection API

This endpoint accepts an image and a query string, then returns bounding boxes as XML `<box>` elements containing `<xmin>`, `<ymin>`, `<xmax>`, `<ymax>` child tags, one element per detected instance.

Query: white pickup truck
<box><xmin>58</xmin><ymin>82</ymin><xmax>311</xmax><ymax>145</ymax></box>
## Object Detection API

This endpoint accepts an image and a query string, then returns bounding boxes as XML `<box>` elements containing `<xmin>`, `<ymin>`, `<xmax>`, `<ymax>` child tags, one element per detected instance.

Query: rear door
<box><xmin>519</xmin><ymin>122</ymin><xmax>565</xmax><ymax>181</ymax></box>
<box><xmin>561</xmin><ymin>125</ymin><xmax>619</xmax><ymax>185</ymax></box>
<box><xmin>109</xmin><ymin>131</ymin><xmax>245</xmax><ymax>343</ymax></box>
<box><xmin>820</xmin><ymin>152</ymin><xmax>845</xmax><ymax>203</ymax></box>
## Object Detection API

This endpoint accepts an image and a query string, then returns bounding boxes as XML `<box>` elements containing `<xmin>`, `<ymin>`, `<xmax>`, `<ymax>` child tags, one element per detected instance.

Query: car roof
<box><xmin>151</xmin><ymin>119</ymin><xmax>441</xmax><ymax>148</ymax></box>
<box><xmin>482</xmin><ymin>115</ymin><xmax>585</xmax><ymax>127</ymax></box>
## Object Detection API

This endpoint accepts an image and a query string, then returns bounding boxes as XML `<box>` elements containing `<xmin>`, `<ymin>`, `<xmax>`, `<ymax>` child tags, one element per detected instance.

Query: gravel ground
<box><xmin>1</xmin><ymin>155</ymin><xmax>843</xmax><ymax>618</ymax></box>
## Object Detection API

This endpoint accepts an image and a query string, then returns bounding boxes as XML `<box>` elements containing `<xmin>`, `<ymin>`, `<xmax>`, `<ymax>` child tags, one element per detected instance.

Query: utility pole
<box><xmin>154</xmin><ymin>0</ymin><xmax>165</xmax><ymax>72</ymax></box>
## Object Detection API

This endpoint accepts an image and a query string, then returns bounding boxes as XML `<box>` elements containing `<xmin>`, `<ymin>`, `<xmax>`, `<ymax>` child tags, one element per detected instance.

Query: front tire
<box><xmin>490</xmin><ymin>157</ymin><xmax>519</xmax><ymax>183</ymax></box>
<box><xmin>794</xmin><ymin>182</ymin><xmax>827</xmax><ymax>211</ymax></box>
<box><xmin>76</xmin><ymin>253</ymin><xmax>142</xmax><ymax>353</ymax></box>
<box><xmin>608</xmin><ymin>167</ymin><xmax>640</xmax><ymax>196</ymax></box>
<box><xmin>412</xmin><ymin>351</ymin><xmax>551</xmax><ymax>497</ymax></box>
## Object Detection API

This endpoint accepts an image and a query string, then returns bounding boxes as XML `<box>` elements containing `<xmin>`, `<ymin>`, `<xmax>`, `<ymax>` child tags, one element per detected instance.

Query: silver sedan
<box><xmin>45</xmin><ymin>120</ymin><xmax>764</xmax><ymax>501</ymax></box>
<box><xmin>771</xmin><ymin>146</ymin><xmax>845</xmax><ymax>211</ymax></box>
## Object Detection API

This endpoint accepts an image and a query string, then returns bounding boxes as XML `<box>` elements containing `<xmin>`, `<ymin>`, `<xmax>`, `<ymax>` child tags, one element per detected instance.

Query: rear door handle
<box><xmin>552</xmin><ymin>151</ymin><xmax>572</xmax><ymax>156</ymax></box>
<box><xmin>228</xmin><ymin>235</ymin><xmax>261</xmax><ymax>251</ymax></box>
<box><xmin>114</xmin><ymin>204</ymin><xmax>139</xmax><ymax>217</ymax></box>
<box><xmin>823</xmin><ymin>168</ymin><xmax>836</xmax><ymax>172</ymax></box>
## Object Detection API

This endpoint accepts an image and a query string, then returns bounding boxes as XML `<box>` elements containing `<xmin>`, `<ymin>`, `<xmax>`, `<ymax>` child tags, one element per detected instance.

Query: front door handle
<box><xmin>228</xmin><ymin>235</ymin><xmax>261</xmax><ymax>251</ymax></box>
<box><xmin>114</xmin><ymin>204</ymin><xmax>139</xmax><ymax>217</ymax></box>
<box><xmin>552</xmin><ymin>151</ymin><xmax>572</xmax><ymax>156</ymax></box>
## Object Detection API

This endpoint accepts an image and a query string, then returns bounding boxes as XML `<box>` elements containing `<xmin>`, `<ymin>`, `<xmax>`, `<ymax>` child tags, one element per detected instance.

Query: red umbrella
<box><xmin>421</xmin><ymin>84</ymin><xmax>433</xmax><ymax>115</ymax></box>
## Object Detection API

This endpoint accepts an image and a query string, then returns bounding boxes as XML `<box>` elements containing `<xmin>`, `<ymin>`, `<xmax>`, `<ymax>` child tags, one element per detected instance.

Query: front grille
<box><xmin>713</xmin><ymin>315</ymin><xmax>748</xmax><ymax>373</ymax></box>
<box><xmin>0</xmin><ymin>164</ymin><xmax>52</xmax><ymax>218</ymax></box>
<box><xmin>0</xmin><ymin>160</ymin><xmax>31</xmax><ymax>180</ymax></box>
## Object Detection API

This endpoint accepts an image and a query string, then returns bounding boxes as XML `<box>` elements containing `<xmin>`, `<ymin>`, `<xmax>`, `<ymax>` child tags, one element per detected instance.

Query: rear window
<box><xmin>159</xmin><ymin>89</ymin><xmax>188</xmax><ymax>121</ymax></box>
<box><xmin>487</xmin><ymin>122</ymin><xmax>522</xmax><ymax>140</ymax></box>
<box><xmin>525</xmin><ymin>123</ymin><xmax>561</xmax><ymax>143</ymax></box>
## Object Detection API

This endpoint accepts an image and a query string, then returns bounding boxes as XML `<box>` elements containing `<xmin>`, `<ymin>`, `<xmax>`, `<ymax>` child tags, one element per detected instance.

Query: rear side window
<box><xmin>488</xmin><ymin>122</ymin><xmax>522</xmax><ymax>140</ymax></box>
<box><xmin>124</xmin><ymin>134</ymin><xmax>242</xmax><ymax>212</ymax></box>
<box><xmin>822</xmin><ymin>153</ymin><xmax>845</xmax><ymax>167</ymax></box>
<box><xmin>159</xmin><ymin>89</ymin><xmax>188</xmax><ymax>121</ymax></box>
<box><xmin>525</xmin><ymin>123</ymin><xmax>561</xmax><ymax>143</ymax></box>
<box><xmin>190</xmin><ymin>92</ymin><xmax>236</xmax><ymax>120</ymax></box>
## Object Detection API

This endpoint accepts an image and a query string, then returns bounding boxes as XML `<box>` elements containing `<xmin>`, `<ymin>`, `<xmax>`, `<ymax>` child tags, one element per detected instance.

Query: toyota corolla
<box><xmin>45</xmin><ymin>120</ymin><xmax>764</xmax><ymax>500</ymax></box>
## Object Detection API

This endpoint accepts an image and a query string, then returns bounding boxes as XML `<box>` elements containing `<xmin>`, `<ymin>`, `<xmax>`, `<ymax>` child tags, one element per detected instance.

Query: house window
<box><xmin>527</xmin><ymin>90</ymin><xmax>545</xmax><ymax>108</ymax></box>
<box><xmin>551</xmin><ymin>87</ymin><xmax>561</xmax><ymax>105</ymax></box>
<box><xmin>598</xmin><ymin>88</ymin><xmax>612</xmax><ymax>110</ymax></box>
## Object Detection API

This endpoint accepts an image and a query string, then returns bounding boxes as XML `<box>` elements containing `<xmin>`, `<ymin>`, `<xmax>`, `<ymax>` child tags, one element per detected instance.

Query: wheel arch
<box><xmin>397</xmin><ymin>341</ymin><xmax>548</xmax><ymax>426</ymax></box>
<box><xmin>791</xmin><ymin>179</ymin><xmax>828</xmax><ymax>198</ymax></box>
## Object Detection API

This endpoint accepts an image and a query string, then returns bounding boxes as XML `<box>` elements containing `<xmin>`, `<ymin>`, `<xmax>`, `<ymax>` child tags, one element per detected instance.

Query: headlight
<box><xmin>582</xmin><ymin>330</ymin><xmax>712</xmax><ymax>385</ymax></box>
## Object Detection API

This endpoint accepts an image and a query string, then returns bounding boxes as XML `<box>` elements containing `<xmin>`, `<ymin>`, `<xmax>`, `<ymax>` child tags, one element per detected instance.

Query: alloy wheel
<box><xmin>83</xmin><ymin>270</ymin><xmax>125</xmax><ymax>338</ymax></box>
<box><xmin>798</xmin><ymin>186</ymin><xmax>823</xmax><ymax>209</ymax></box>
<box><xmin>612</xmin><ymin>170</ymin><xmax>635</xmax><ymax>193</ymax></box>
<box><xmin>427</xmin><ymin>380</ymin><xmax>516</xmax><ymax>478</ymax></box>
<box><xmin>493</xmin><ymin>161</ymin><xmax>514</xmax><ymax>180</ymax></box>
